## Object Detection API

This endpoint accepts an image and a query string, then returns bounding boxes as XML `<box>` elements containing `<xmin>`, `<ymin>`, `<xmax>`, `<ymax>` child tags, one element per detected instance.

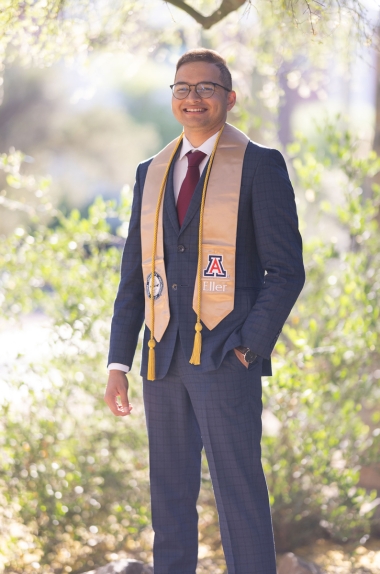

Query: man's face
<box><xmin>171</xmin><ymin>61</ymin><xmax>236</xmax><ymax>134</ymax></box>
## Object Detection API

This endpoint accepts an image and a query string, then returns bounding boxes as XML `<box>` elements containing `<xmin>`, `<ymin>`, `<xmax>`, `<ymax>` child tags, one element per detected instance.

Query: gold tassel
<box><xmin>147</xmin><ymin>339</ymin><xmax>156</xmax><ymax>381</ymax></box>
<box><xmin>189</xmin><ymin>322</ymin><xmax>202</xmax><ymax>365</ymax></box>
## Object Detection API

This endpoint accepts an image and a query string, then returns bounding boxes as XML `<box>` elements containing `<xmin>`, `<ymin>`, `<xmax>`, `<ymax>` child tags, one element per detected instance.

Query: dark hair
<box><xmin>176</xmin><ymin>48</ymin><xmax>232</xmax><ymax>91</ymax></box>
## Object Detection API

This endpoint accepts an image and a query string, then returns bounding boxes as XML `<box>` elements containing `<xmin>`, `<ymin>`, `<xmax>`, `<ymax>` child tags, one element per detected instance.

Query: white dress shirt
<box><xmin>108</xmin><ymin>131</ymin><xmax>219</xmax><ymax>374</ymax></box>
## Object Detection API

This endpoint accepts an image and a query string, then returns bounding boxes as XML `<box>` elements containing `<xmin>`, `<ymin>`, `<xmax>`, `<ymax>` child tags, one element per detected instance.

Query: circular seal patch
<box><xmin>146</xmin><ymin>272</ymin><xmax>164</xmax><ymax>300</ymax></box>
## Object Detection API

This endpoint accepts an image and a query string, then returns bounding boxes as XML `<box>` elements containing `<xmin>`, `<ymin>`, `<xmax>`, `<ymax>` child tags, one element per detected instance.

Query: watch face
<box><xmin>245</xmin><ymin>350</ymin><xmax>257</xmax><ymax>363</ymax></box>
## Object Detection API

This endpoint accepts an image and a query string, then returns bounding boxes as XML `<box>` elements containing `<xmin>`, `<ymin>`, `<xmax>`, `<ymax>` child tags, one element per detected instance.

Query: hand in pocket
<box><xmin>234</xmin><ymin>347</ymin><xmax>249</xmax><ymax>369</ymax></box>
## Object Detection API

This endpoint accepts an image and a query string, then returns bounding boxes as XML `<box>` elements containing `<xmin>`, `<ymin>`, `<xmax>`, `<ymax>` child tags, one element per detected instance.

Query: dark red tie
<box><xmin>177</xmin><ymin>150</ymin><xmax>207</xmax><ymax>227</ymax></box>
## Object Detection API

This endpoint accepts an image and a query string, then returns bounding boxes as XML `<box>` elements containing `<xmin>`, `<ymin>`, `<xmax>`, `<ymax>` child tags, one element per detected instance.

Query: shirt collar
<box><xmin>179</xmin><ymin>131</ymin><xmax>220</xmax><ymax>161</ymax></box>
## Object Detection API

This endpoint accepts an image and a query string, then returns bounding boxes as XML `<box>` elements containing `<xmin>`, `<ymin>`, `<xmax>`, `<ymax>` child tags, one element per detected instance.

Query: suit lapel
<box><xmin>179</xmin><ymin>158</ymin><xmax>209</xmax><ymax>236</ymax></box>
<box><xmin>163</xmin><ymin>148</ymin><xmax>181</xmax><ymax>236</ymax></box>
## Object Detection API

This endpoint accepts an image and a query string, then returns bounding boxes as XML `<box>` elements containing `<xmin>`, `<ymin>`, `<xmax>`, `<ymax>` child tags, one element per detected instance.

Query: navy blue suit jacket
<box><xmin>108</xmin><ymin>140</ymin><xmax>305</xmax><ymax>378</ymax></box>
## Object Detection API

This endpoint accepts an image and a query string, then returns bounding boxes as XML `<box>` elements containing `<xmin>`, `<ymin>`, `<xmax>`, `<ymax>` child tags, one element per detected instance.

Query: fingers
<box><xmin>234</xmin><ymin>348</ymin><xmax>248</xmax><ymax>368</ymax></box>
<box><xmin>116</xmin><ymin>403</ymin><xmax>133</xmax><ymax>416</ymax></box>
<box><xmin>118</xmin><ymin>383</ymin><xmax>132</xmax><ymax>416</ymax></box>
<box><xmin>104</xmin><ymin>371</ymin><xmax>133</xmax><ymax>417</ymax></box>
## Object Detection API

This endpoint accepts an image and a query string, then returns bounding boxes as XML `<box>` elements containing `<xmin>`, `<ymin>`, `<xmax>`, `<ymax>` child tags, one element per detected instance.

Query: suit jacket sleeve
<box><xmin>107</xmin><ymin>165</ymin><xmax>145</xmax><ymax>367</ymax></box>
<box><xmin>240</xmin><ymin>148</ymin><xmax>305</xmax><ymax>359</ymax></box>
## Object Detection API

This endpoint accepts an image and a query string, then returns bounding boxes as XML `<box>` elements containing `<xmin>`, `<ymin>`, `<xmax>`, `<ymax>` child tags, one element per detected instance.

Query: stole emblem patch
<box><xmin>203</xmin><ymin>255</ymin><xmax>227</xmax><ymax>278</ymax></box>
<box><xmin>146</xmin><ymin>272</ymin><xmax>164</xmax><ymax>300</ymax></box>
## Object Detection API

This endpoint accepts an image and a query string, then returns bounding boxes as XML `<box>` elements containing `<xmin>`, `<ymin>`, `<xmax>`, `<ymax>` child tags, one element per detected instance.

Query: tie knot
<box><xmin>187</xmin><ymin>150</ymin><xmax>206</xmax><ymax>168</ymax></box>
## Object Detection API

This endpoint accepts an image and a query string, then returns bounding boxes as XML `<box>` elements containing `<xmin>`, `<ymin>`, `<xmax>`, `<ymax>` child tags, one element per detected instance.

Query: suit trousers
<box><xmin>143</xmin><ymin>336</ymin><xmax>277</xmax><ymax>574</ymax></box>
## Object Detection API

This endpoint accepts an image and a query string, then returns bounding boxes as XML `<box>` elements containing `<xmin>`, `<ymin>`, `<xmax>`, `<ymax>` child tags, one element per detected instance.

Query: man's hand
<box><xmin>234</xmin><ymin>348</ymin><xmax>249</xmax><ymax>368</ymax></box>
<box><xmin>104</xmin><ymin>370</ymin><xmax>133</xmax><ymax>417</ymax></box>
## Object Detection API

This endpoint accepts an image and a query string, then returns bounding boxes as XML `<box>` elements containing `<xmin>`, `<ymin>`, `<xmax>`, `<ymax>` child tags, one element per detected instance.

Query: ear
<box><xmin>227</xmin><ymin>90</ymin><xmax>236</xmax><ymax>112</ymax></box>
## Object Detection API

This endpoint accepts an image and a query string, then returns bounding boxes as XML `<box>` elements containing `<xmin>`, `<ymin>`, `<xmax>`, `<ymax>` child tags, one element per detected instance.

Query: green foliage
<box><xmin>0</xmin><ymin>0</ymin><xmax>373</xmax><ymax>67</ymax></box>
<box><xmin>0</xmin><ymin>166</ymin><xmax>152</xmax><ymax>571</ymax></box>
<box><xmin>264</xmin><ymin>117</ymin><xmax>380</xmax><ymax>548</ymax></box>
<box><xmin>0</xmin><ymin>0</ymin><xmax>148</xmax><ymax>68</ymax></box>
<box><xmin>0</xmin><ymin>367</ymin><xmax>150</xmax><ymax>573</ymax></box>
<box><xmin>1</xmin><ymin>118</ymin><xmax>380</xmax><ymax>572</ymax></box>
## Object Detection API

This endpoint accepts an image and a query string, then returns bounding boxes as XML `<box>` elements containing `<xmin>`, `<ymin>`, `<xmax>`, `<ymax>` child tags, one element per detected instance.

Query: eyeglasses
<box><xmin>170</xmin><ymin>82</ymin><xmax>230</xmax><ymax>100</ymax></box>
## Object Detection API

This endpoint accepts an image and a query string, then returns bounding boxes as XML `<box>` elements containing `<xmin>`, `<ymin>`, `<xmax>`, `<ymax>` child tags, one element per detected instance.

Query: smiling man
<box><xmin>105</xmin><ymin>49</ymin><xmax>305</xmax><ymax>574</ymax></box>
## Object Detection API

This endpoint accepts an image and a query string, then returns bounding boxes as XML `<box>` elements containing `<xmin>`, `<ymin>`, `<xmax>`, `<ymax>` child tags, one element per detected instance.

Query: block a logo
<box><xmin>203</xmin><ymin>255</ymin><xmax>227</xmax><ymax>278</ymax></box>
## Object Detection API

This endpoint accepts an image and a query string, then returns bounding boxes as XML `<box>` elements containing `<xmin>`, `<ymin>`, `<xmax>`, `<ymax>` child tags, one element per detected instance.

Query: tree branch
<box><xmin>164</xmin><ymin>0</ymin><xmax>247</xmax><ymax>29</ymax></box>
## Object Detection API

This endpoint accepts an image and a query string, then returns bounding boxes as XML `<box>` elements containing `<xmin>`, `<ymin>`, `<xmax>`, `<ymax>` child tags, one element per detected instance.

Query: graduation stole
<box><xmin>141</xmin><ymin>123</ymin><xmax>249</xmax><ymax>380</ymax></box>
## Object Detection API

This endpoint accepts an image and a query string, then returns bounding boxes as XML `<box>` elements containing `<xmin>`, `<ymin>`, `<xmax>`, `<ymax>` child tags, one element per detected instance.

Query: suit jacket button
<box><xmin>177</xmin><ymin>244</ymin><xmax>185</xmax><ymax>252</ymax></box>
<box><xmin>172</xmin><ymin>284</ymin><xmax>177</xmax><ymax>290</ymax></box>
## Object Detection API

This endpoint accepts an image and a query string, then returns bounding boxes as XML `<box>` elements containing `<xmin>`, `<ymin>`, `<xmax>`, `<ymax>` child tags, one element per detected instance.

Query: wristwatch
<box><xmin>235</xmin><ymin>346</ymin><xmax>257</xmax><ymax>364</ymax></box>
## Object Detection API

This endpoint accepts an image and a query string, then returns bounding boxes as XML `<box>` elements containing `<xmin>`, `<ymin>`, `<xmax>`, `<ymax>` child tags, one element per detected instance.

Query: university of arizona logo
<box><xmin>203</xmin><ymin>255</ymin><xmax>227</xmax><ymax>278</ymax></box>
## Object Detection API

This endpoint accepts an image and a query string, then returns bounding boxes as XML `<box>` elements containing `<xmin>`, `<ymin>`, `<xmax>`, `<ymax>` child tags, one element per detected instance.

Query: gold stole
<box><xmin>141</xmin><ymin>123</ymin><xmax>249</xmax><ymax>378</ymax></box>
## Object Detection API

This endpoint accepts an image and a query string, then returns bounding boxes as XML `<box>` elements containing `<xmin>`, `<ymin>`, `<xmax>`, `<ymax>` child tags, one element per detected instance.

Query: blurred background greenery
<box><xmin>0</xmin><ymin>1</ymin><xmax>380</xmax><ymax>573</ymax></box>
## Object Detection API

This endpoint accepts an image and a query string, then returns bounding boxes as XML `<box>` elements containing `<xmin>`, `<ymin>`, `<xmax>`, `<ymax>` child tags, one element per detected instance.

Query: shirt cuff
<box><xmin>108</xmin><ymin>363</ymin><xmax>130</xmax><ymax>373</ymax></box>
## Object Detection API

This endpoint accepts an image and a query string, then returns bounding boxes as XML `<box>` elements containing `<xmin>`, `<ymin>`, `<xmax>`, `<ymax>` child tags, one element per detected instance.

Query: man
<box><xmin>105</xmin><ymin>48</ymin><xmax>305</xmax><ymax>574</ymax></box>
